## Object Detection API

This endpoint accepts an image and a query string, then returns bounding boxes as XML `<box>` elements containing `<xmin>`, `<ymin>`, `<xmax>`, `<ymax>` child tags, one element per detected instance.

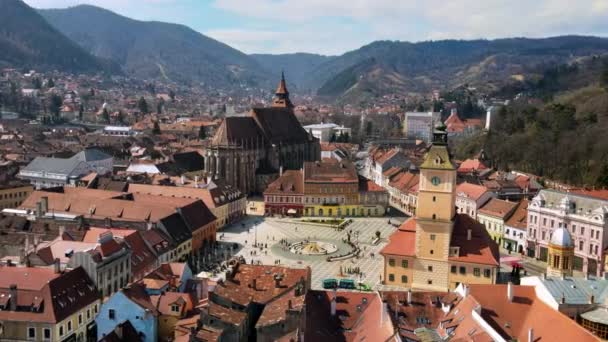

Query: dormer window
<box><xmin>434</xmin><ymin>156</ymin><xmax>442</xmax><ymax>165</ymax></box>
<box><xmin>171</xmin><ymin>304</ymin><xmax>180</xmax><ymax>313</ymax></box>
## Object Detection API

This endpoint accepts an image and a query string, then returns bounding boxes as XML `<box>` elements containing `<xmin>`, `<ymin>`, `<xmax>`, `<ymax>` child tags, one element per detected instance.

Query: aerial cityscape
<box><xmin>1</xmin><ymin>0</ymin><xmax>608</xmax><ymax>341</ymax></box>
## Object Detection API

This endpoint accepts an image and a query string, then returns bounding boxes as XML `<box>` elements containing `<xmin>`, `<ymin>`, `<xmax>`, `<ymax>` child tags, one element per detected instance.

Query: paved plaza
<box><xmin>218</xmin><ymin>216</ymin><xmax>398</xmax><ymax>290</ymax></box>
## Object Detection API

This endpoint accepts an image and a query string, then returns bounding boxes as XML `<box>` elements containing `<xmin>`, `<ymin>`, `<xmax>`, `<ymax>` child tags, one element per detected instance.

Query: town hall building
<box><xmin>381</xmin><ymin>125</ymin><xmax>500</xmax><ymax>291</ymax></box>
<box><xmin>205</xmin><ymin>73</ymin><xmax>320</xmax><ymax>194</ymax></box>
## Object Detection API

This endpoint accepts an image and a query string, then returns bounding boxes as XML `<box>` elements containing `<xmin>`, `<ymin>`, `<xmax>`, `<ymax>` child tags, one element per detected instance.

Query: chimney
<box><xmin>288</xmin><ymin>299</ymin><xmax>292</xmax><ymax>310</ymax></box>
<box><xmin>181</xmin><ymin>175</ymin><xmax>186</xmax><ymax>185</ymax></box>
<box><xmin>41</xmin><ymin>196</ymin><xmax>48</xmax><ymax>214</ymax></box>
<box><xmin>463</xmin><ymin>285</ymin><xmax>470</xmax><ymax>298</ymax></box>
<box><xmin>528</xmin><ymin>328</ymin><xmax>534</xmax><ymax>342</ymax></box>
<box><xmin>467</xmin><ymin>229</ymin><xmax>472</xmax><ymax>241</ymax></box>
<box><xmin>9</xmin><ymin>284</ymin><xmax>17</xmax><ymax>311</ymax></box>
<box><xmin>407</xmin><ymin>289</ymin><xmax>412</xmax><ymax>305</ymax></box>
<box><xmin>54</xmin><ymin>258</ymin><xmax>61</xmax><ymax>274</ymax></box>
<box><xmin>195</xmin><ymin>176</ymin><xmax>199</xmax><ymax>188</ymax></box>
<box><xmin>507</xmin><ymin>282</ymin><xmax>514</xmax><ymax>302</ymax></box>
<box><xmin>590</xmin><ymin>294</ymin><xmax>595</xmax><ymax>304</ymax></box>
<box><xmin>274</xmin><ymin>273</ymin><xmax>283</xmax><ymax>288</ymax></box>
<box><xmin>330</xmin><ymin>289</ymin><xmax>337</xmax><ymax>316</ymax></box>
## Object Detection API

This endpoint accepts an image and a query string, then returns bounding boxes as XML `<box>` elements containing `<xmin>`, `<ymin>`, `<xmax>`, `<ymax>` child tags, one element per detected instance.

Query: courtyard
<box><xmin>217</xmin><ymin>216</ymin><xmax>399</xmax><ymax>290</ymax></box>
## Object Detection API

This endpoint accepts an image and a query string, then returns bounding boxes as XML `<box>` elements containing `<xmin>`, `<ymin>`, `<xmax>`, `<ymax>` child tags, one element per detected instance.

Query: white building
<box><xmin>303</xmin><ymin>123</ymin><xmax>352</xmax><ymax>142</ymax></box>
<box><xmin>103</xmin><ymin>126</ymin><xmax>135</xmax><ymax>137</ymax></box>
<box><xmin>403</xmin><ymin>112</ymin><xmax>441</xmax><ymax>143</ymax></box>
<box><xmin>455</xmin><ymin>182</ymin><xmax>495</xmax><ymax>218</ymax></box>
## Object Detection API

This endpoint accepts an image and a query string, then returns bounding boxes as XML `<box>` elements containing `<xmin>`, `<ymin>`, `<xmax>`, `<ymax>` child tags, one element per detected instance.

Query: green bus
<box><xmin>322</xmin><ymin>278</ymin><xmax>338</xmax><ymax>289</ymax></box>
<box><xmin>339</xmin><ymin>278</ymin><xmax>356</xmax><ymax>289</ymax></box>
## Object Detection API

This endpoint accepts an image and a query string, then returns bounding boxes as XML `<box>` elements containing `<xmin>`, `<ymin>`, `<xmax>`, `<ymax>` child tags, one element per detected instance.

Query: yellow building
<box><xmin>0</xmin><ymin>183</ymin><xmax>33</xmax><ymax>210</ymax></box>
<box><xmin>381</xmin><ymin>125</ymin><xmax>499</xmax><ymax>291</ymax></box>
<box><xmin>546</xmin><ymin>226</ymin><xmax>574</xmax><ymax>277</ymax></box>
<box><xmin>152</xmin><ymin>292</ymin><xmax>194</xmax><ymax>342</ymax></box>
<box><xmin>0</xmin><ymin>266</ymin><xmax>100</xmax><ymax>342</ymax></box>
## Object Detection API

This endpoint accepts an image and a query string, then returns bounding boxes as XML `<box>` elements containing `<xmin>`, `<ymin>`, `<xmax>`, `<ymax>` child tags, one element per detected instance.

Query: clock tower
<box><xmin>412</xmin><ymin>124</ymin><xmax>457</xmax><ymax>290</ymax></box>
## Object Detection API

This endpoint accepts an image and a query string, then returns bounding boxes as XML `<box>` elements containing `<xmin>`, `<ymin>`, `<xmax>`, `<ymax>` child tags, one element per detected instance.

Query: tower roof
<box><xmin>550</xmin><ymin>227</ymin><xmax>573</xmax><ymax>248</ymax></box>
<box><xmin>275</xmin><ymin>70</ymin><xmax>289</xmax><ymax>95</ymax></box>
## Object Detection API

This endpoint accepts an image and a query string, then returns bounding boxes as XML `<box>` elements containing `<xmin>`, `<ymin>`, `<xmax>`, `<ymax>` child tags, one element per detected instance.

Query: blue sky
<box><xmin>25</xmin><ymin>0</ymin><xmax>608</xmax><ymax>55</ymax></box>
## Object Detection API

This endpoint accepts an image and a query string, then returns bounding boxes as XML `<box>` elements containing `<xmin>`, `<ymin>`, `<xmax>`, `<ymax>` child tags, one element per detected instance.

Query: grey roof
<box><xmin>21</xmin><ymin>149</ymin><xmax>112</xmax><ymax>176</ymax></box>
<box><xmin>581</xmin><ymin>307</ymin><xmax>608</xmax><ymax>324</ymax></box>
<box><xmin>535</xmin><ymin>189</ymin><xmax>608</xmax><ymax>215</ymax></box>
<box><xmin>539</xmin><ymin>276</ymin><xmax>608</xmax><ymax>305</ymax></box>
<box><xmin>22</xmin><ymin>156</ymin><xmax>80</xmax><ymax>175</ymax></box>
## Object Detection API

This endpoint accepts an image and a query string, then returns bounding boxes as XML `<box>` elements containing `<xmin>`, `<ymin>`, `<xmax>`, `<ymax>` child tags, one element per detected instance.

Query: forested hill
<box><xmin>0</xmin><ymin>0</ymin><xmax>116</xmax><ymax>73</ymax></box>
<box><xmin>455</xmin><ymin>56</ymin><xmax>608</xmax><ymax>187</ymax></box>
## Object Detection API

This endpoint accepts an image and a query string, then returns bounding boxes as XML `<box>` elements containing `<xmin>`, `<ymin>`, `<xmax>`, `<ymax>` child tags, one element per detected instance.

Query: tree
<box><xmin>138</xmin><ymin>97</ymin><xmax>149</xmax><ymax>114</ymax></box>
<box><xmin>330</xmin><ymin>133</ymin><xmax>337</xmax><ymax>142</ymax></box>
<box><xmin>101</xmin><ymin>108</ymin><xmax>110</xmax><ymax>123</ymax></box>
<box><xmin>152</xmin><ymin>121</ymin><xmax>161</xmax><ymax>135</ymax></box>
<box><xmin>341</xmin><ymin>132</ymin><xmax>350</xmax><ymax>142</ymax></box>
<box><xmin>365</xmin><ymin>121</ymin><xmax>373</xmax><ymax>136</ymax></box>
<box><xmin>48</xmin><ymin>94</ymin><xmax>63</xmax><ymax>119</ymax></box>
<box><xmin>117</xmin><ymin>110</ymin><xmax>126</xmax><ymax>124</ymax></box>
<box><xmin>169</xmin><ymin>90</ymin><xmax>176</xmax><ymax>102</ymax></box>
<box><xmin>416</xmin><ymin>103</ymin><xmax>425</xmax><ymax>112</ymax></box>
<box><xmin>78</xmin><ymin>104</ymin><xmax>84</xmax><ymax>121</ymax></box>
<box><xmin>32</xmin><ymin>77</ymin><xmax>42</xmax><ymax>89</ymax></box>
<box><xmin>47</xmin><ymin>78</ymin><xmax>54</xmax><ymax>88</ymax></box>
<box><xmin>156</xmin><ymin>98</ymin><xmax>164</xmax><ymax>114</ymax></box>
<box><xmin>601</xmin><ymin>62</ymin><xmax>608</xmax><ymax>91</ymax></box>
<box><xmin>198</xmin><ymin>126</ymin><xmax>206</xmax><ymax>140</ymax></box>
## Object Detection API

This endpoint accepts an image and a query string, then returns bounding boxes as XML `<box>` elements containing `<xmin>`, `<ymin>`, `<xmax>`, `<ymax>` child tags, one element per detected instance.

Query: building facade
<box><xmin>381</xmin><ymin>127</ymin><xmax>499</xmax><ymax>291</ymax></box>
<box><xmin>403</xmin><ymin>112</ymin><xmax>441</xmax><ymax>143</ymax></box>
<box><xmin>455</xmin><ymin>182</ymin><xmax>494</xmax><ymax>219</ymax></box>
<box><xmin>0</xmin><ymin>183</ymin><xmax>33</xmax><ymax>210</ymax></box>
<box><xmin>527</xmin><ymin>189</ymin><xmax>608</xmax><ymax>276</ymax></box>
<box><xmin>206</xmin><ymin>74</ymin><xmax>320</xmax><ymax>194</ymax></box>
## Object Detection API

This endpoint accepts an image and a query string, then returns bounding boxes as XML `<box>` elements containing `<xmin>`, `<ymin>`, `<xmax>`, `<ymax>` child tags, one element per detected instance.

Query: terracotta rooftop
<box><xmin>478</xmin><ymin>198</ymin><xmax>518</xmax><ymax>219</ymax></box>
<box><xmin>504</xmin><ymin>200</ymin><xmax>528</xmax><ymax>230</ymax></box>
<box><xmin>0</xmin><ymin>266</ymin><xmax>98</xmax><ymax>323</ymax></box>
<box><xmin>151</xmin><ymin>292</ymin><xmax>194</xmax><ymax>316</ymax></box>
<box><xmin>456</xmin><ymin>182</ymin><xmax>491</xmax><ymax>201</ymax></box>
<box><xmin>388</xmin><ymin>171</ymin><xmax>419</xmax><ymax>193</ymax></box>
<box><xmin>214</xmin><ymin>264</ymin><xmax>310</xmax><ymax>307</ymax></box>
<box><xmin>256</xmin><ymin>288</ymin><xmax>306</xmax><ymax>328</ymax></box>
<box><xmin>264</xmin><ymin>170</ymin><xmax>304</xmax><ymax>195</ymax></box>
<box><xmin>304</xmin><ymin>160</ymin><xmax>358</xmax><ymax>184</ymax></box>
<box><xmin>459</xmin><ymin>284</ymin><xmax>599</xmax><ymax>342</ymax></box>
<box><xmin>305</xmin><ymin>290</ymin><xmax>396</xmax><ymax>342</ymax></box>
<box><xmin>457</xmin><ymin>158</ymin><xmax>489</xmax><ymax>173</ymax></box>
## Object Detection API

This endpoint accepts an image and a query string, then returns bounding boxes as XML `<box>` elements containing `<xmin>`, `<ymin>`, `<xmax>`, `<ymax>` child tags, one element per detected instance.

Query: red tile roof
<box><xmin>305</xmin><ymin>291</ymin><xmax>395</xmax><ymax>342</ymax></box>
<box><xmin>0</xmin><ymin>266</ymin><xmax>98</xmax><ymax>323</ymax></box>
<box><xmin>304</xmin><ymin>160</ymin><xmax>358</xmax><ymax>184</ymax></box>
<box><xmin>456</xmin><ymin>182</ymin><xmax>490</xmax><ymax>201</ymax></box>
<box><xmin>504</xmin><ymin>200</ymin><xmax>528</xmax><ymax>230</ymax></box>
<box><xmin>264</xmin><ymin>170</ymin><xmax>304</xmax><ymax>195</ymax></box>
<box><xmin>478</xmin><ymin>198</ymin><xmax>518</xmax><ymax>219</ymax></box>
<box><xmin>460</xmin><ymin>284</ymin><xmax>599</xmax><ymax>342</ymax></box>
<box><xmin>457</xmin><ymin>159</ymin><xmax>489</xmax><ymax>173</ymax></box>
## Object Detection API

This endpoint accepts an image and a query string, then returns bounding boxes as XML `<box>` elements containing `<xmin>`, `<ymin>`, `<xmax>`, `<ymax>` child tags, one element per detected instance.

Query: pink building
<box><xmin>527</xmin><ymin>189</ymin><xmax>608</xmax><ymax>276</ymax></box>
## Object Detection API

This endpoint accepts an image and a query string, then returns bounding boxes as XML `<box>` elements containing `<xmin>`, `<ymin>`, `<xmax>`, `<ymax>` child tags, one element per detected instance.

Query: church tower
<box><xmin>272</xmin><ymin>71</ymin><xmax>294</xmax><ymax>108</ymax></box>
<box><xmin>412</xmin><ymin>124</ymin><xmax>457</xmax><ymax>291</ymax></box>
<box><xmin>547</xmin><ymin>226</ymin><xmax>574</xmax><ymax>277</ymax></box>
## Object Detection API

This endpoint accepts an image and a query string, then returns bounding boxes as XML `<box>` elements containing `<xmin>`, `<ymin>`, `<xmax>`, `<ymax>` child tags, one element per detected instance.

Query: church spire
<box><xmin>272</xmin><ymin>71</ymin><xmax>293</xmax><ymax>108</ymax></box>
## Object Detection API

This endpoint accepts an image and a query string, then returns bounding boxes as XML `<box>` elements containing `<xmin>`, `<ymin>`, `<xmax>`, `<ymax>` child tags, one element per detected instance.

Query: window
<box><xmin>433</xmin><ymin>196</ymin><xmax>436</xmax><ymax>202</ymax></box>
<box><xmin>582</xmin><ymin>227</ymin><xmax>585</xmax><ymax>235</ymax></box>
<box><xmin>430</xmin><ymin>234</ymin><xmax>436</xmax><ymax>241</ymax></box>
<box><xmin>44</xmin><ymin>328</ymin><xmax>51</xmax><ymax>340</ymax></box>
<box><xmin>59</xmin><ymin>326</ymin><xmax>64</xmax><ymax>337</ymax></box>
<box><xmin>67</xmin><ymin>321</ymin><xmax>72</xmax><ymax>332</ymax></box>
<box><xmin>28</xmin><ymin>327</ymin><xmax>36</xmax><ymax>339</ymax></box>
<box><xmin>87</xmin><ymin>309</ymin><xmax>91</xmax><ymax>320</ymax></box>
<box><xmin>388</xmin><ymin>274</ymin><xmax>395</xmax><ymax>282</ymax></box>
<box><xmin>484</xmin><ymin>269</ymin><xmax>491</xmax><ymax>278</ymax></box>
<box><xmin>459</xmin><ymin>266</ymin><xmax>466</xmax><ymax>275</ymax></box>
<box><xmin>474</xmin><ymin>268</ymin><xmax>480</xmax><ymax>277</ymax></box>
<box><xmin>572</xmin><ymin>225</ymin><xmax>576</xmax><ymax>233</ymax></box>
<box><xmin>451</xmin><ymin>266</ymin><xmax>457</xmax><ymax>274</ymax></box>
<box><xmin>427</xmin><ymin>280</ymin><xmax>433</xmax><ymax>285</ymax></box>
<box><xmin>430</xmin><ymin>250</ymin><xmax>434</xmax><ymax>254</ymax></box>
<box><xmin>550</xmin><ymin>220</ymin><xmax>554</xmax><ymax>228</ymax></box>
<box><xmin>389</xmin><ymin>258</ymin><xmax>395</xmax><ymax>267</ymax></box>
<box><xmin>79</xmin><ymin>313</ymin><xmax>83</xmax><ymax>324</ymax></box>
<box><xmin>171</xmin><ymin>304</ymin><xmax>180</xmax><ymax>313</ymax></box>
<box><xmin>580</xmin><ymin>241</ymin><xmax>584</xmax><ymax>251</ymax></box>
<box><xmin>401</xmin><ymin>275</ymin><xmax>408</xmax><ymax>283</ymax></box>
<box><xmin>401</xmin><ymin>260</ymin><xmax>408</xmax><ymax>268</ymax></box>
<box><xmin>109</xmin><ymin>309</ymin><xmax>116</xmax><ymax>320</ymax></box>
<box><xmin>543</xmin><ymin>218</ymin><xmax>547</xmax><ymax>226</ymax></box>
<box><xmin>432</xmin><ymin>214</ymin><xmax>436</xmax><ymax>220</ymax></box>
<box><xmin>94</xmin><ymin>304</ymin><xmax>98</xmax><ymax>314</ymax></box>
<box><xmin>428</xmin><ymin>266</ymin><xmax>433</xmax><ymax>272</ymax></box>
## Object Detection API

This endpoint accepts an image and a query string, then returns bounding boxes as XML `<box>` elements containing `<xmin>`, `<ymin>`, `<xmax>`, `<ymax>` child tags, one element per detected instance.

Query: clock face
<box><xmin>431</xmin><ymin>176</ymin><xmax>441</xmax><ymax>186</ymax></box>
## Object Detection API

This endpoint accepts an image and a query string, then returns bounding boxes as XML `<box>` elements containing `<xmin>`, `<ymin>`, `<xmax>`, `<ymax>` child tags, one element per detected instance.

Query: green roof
<box><xmin>420</xmin><ymin>145</ymin><xmax>455</xmax><ymax>170</ymax></box>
